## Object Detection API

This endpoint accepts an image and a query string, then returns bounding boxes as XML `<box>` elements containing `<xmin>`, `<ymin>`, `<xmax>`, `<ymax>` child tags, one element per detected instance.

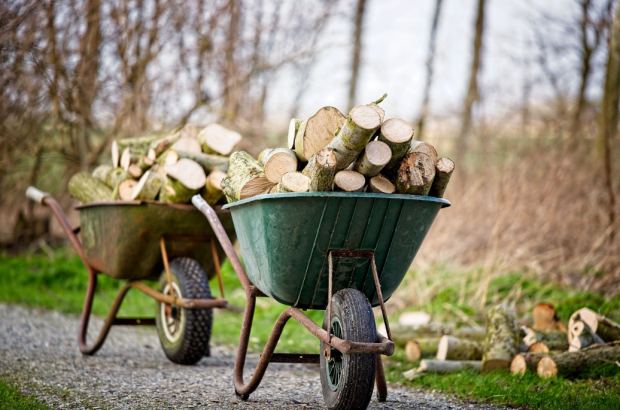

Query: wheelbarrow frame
<box><xmin>25</xmin><ymin>187</ymin><xmax>228</xmax><ymax>356</ymax></box>
<box><xmin>193</xmin><ymin>195</ymin><xmax>399</xmax><ymax>401</ymax></box>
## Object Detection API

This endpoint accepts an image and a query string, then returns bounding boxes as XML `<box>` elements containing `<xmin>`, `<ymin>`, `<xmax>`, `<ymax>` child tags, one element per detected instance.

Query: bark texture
<box><xmin>395</xmin><ymin>152</ymin><xmax>436</xmax><ymax>195</ymax></box>
<box><xmin>436</xmin><ymin>335</ymin><xmax>483</xmax><ymax>361</ymax></box>
<box><xmin>428</xmin><ymin>157</ymin><xmax>454</xmax><ymax>198</ymax></box>
<box><xmin>303</xmin><ymin>147</ymin><xmax>337</xmax><ymax>192</ymax></box>
<box><xmin>68</xmin><ymin>172</ymin><xmax>113</xmax><ymax>203</ymax></box>
<box><xmin>537</xmin><ymin>342</ymin><xmax>620</xmax><ymax>379</ymax></box>
<box><xmin>405</xmin><ymin>338</ymin><xmax>441</xmax><ymax>362</ymax></box>
<box><xmin>354</xmin><ymin>141</ymin><xmax>391</xmax><ymax>177</ymax></box>
<box><xmin>131</xmin><ymin>171</ymin><xmax>164</xmax><ymax>201</ymax></box>
<box><xmin>221</xmin><ymin>151</ymin><xmax>271</xmax><ymax>202</ymax></box>
<box><xmin>482</xmin><ymin>305</ymin><xmax>518</xmax><ymax>373</ymax></box>
<box><xmin>295</xmin><ymin>106</ymin><xmax>346</xmax><ymax>162</ymax></box>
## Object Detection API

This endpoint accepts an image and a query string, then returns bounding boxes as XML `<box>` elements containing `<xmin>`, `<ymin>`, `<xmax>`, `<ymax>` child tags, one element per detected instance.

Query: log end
<box><xmin>405</xmin><ymin>340</ymin><xmax>422</xmax><ymax>362</ymax></box>
<box><xmin>537</xmin><ymin>356</ymin><xmax>558</xmax><ymax>379</ymax></box>
<box><xmin>510</xmin><ymin>354</ymin><xmax>527</xmax><ymax>375</ymax></box>
<box><xmin>527</xmin><ymin>342</ymin><xmax>550</xmax><ymax>353</ymax></box>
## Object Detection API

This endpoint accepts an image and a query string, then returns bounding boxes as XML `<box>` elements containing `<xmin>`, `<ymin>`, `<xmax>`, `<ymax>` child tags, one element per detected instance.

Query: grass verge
<box><xmin>0</xmin><ymin>379</ymin><xmax>51</xmax><ymax>410</ymax></box>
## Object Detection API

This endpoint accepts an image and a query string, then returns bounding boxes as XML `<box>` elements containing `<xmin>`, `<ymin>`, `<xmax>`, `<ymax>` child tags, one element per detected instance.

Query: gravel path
<box><xmin>0</xmin><ymin>304</ymin><xmax>505</xmax><ymax>409</ymax></box>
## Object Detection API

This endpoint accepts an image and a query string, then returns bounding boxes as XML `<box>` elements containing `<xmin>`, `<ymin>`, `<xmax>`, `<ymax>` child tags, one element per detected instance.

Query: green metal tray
<box><xmin>223</xmin><ymin>192</ymin><xmax>449</xmax><ymax>309</ymax></box>
<box><xmin>77</xmin><ymin>201</ymin><xmax>236</xmax><ymax>281</ymax></box>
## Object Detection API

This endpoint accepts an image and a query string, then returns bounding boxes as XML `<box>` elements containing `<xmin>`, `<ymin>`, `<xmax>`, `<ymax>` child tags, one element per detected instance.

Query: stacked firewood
<box><xmin>222</xmin><ymin>95</ymin><xmax>454</xmax><ymax>203</ymax></box>
<box><xmin>67</xmin><ymin>124</ymin><xmax>241</xmax><ymax>205</ymax></box>
<box><xmin>399</xmin><ymin>303</ymin><xmax>620</xmax><ymax>380</ymax></box>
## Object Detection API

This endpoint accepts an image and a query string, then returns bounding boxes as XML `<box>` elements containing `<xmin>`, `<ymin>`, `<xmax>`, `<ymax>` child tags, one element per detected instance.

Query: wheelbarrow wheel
<box><xmin>320</xmin><ymin>288</ymin><xmax>376</xmax><ymax>410</ymax></box>
<box><xmin>155</xmin><ymin>257</ymin><xmax>213</xmax><ymax>365</ymax></box>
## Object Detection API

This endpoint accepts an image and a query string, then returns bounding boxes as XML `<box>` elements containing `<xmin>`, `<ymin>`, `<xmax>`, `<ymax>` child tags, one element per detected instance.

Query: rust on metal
<box><xmin>375</xmin><ymin>355</ymin><xmax>388</xmax><ymax>402</ymax></box>
<box><xmin>113</xmin><ymin>318</ymin><xmax>156</xmax><ymax>326</ymax></box>
<box><xmin>370</xmin><ymin>254</ymin><xmax>392</xmax><ymax>341</ymax></box>
<box><xmin>267</xmin><ymin>353</ymin><xmax>320</xmax><ymax>364</ymax></box>
<box><xmin>210</xmin><ymin>240</ymin><xmax>225</xmax><ymax>299</ymax></box>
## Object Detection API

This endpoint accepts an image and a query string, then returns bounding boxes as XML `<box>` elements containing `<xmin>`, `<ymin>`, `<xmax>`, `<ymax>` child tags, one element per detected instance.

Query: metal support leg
<box><xmin>375</xmin><ymin>355</ymin><xmax>388</xmax><ymax>402</ymax></box>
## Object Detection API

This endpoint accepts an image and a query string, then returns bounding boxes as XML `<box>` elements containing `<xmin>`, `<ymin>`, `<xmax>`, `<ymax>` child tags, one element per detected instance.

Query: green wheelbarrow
<box><xmin>25</xmin><ymin>186</ymin><xmax>236</xmax><ymax>365</ymax></box>
<box><xmin>192</xmin><ymin>191</ymin><xmax>450</xmax><ymax>410</ymax></box>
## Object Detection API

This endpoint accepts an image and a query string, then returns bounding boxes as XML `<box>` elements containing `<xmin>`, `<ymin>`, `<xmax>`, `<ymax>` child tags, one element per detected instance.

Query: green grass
<box><xmin>0</xmin><ymin>379</ymin><xmax>51</xmax><ymax>410</ymax></box>
<box><xmin>2</xmin><ymin>250</ymin><xmax>620</xmax><ymax>409</ymax></box>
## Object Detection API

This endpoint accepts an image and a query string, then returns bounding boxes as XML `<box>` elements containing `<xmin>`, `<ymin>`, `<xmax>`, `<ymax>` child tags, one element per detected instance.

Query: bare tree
<box><xmin>417</xmin><ymin>0</ymin><xmax>443</xmax><ymax>140</ymax></box>
<box><xmin>456</xmin><ymin>0</ymin><xmax>486</xmax><ymax>164</ymax></box>
<box><xmin>600</xmin><ymin>0</ymin><xmax>620</xmax><ymax>244</ymax></box>
<box><xmin>348</xmin><ymin>0</ymin><xmax>368</xmax><ymax>110</ymax></box>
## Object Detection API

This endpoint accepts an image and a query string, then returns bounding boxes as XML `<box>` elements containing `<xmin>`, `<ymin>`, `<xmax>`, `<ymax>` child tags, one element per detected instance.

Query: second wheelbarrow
<box><xmin>193</xmin><ymin>191</ymin><xmax>450</xmax><ymax>410</ymax></box>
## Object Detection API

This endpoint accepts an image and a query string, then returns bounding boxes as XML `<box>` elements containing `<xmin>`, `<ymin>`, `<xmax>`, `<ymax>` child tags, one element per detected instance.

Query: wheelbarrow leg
<box><xmin>375</xmin><ymin>355</ymin><xmax>388</xmax><ymax>402</ymax></box>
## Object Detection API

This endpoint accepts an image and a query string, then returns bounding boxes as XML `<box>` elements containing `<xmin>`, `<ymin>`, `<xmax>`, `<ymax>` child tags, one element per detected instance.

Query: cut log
<box><xmin>118</xmin><ymin>179</ymin><xmax>138</xmax><ymax>201</ymax></box>
<box><xmin>527</xmin><ymin>341</ymin><xmax>550</xmax><ymax>353</ymax></box>
<box><xmin>198</xmin><ymin>123</ymin><xmax>242</xmax><ymax>156</ymax></box>
<box><xmin>287</xmin><ymin>118</ymin><xmax>302</xmax><ymax>150</ymax></box>
<box><xmin>410</xmin><ymin>141</ymin><xmax>438</xmax><ymax>163</ymax></box>
<box><xmin>428</xmin><ymin>157</ymin><xmax>455</xmax><ymax>198</ymax></box>
<box><xmin>221</xmin><ymin>151</ymin><xmax>272</xmax><ymax>202</ymax></box>
<box><xmin>147</xmin><ymin>148</ymin><xmax>157</xmax><ymax>161</ymax></box>
<box><xmin>303</xmin><ymin>147</ymin><xmax>337</xmax><ymax>192</ymax></box>
<box><xmin>128</xmin><ymin>164</ymin><xmax>143</xmax><ymax>179</ymax></box>
<box><xmin>368</xmin><ymin>103</ymin><xmax>385</xmax><ymax>123</ymax></box>
<box><xmin>376</xmin><ymin>118</ymin><xmax>414</xmax><ymax>178</ymax></box>
<box><xmin>568</xmin><ymin>320</ymin><xmax>605</xmax><ymax>352</ymax></box>
<box><xmin>258</xmin><ymin>148</ymin><xmax>273</xmax><ymax>164</ymax></box>
<box><xmin>263</xmin><ymin>148</ymin><xmax>298</xmax><ymax>184</ymax></box>
<box><xmin>403</xmin><ymin>360</ymin><xmax>481</xmax><ymax>380</ymax></box>
<box><xmin>275</xmin><ymin>172</ymin><xmax>310</xmax><ymax>193</ymax></box>
<box><xmin>334</xmin><ymin>170</ymin><xmax>365</xmax><ymax>192</ymax></box>
<box><xmin>120</xmin><ymin>148</ymin><xmax>131</xmax><ymax>171</ymax></box>
<box><xmin>172</xmin><ymin>137</ymin><xmax>202</xmax><ymax>154</ymax></box>
<box><xmin>201</xmin><ymin>169</ymin><xmax>227</xmax><ymax>205</ymax></box>
<box><xmin>521</xmin><ymin>326</ymin><xmax>569</xmax><ymax>351</ymax></box>
<box><xmin>533</xmin><ymin>303</ymin><xmax>566</xmax><ymax>331</ymax></box>
<box><xmin>568</xmin><ymin>307</ymin><xmax>620</xmax><ymax>344</ymax></box>
<box><xmin>176</xmin><ymin>151</ymin><xmax>229</xmax><ymax>173</ymax></box>
<box><xmin>161</xmin><ymin>149</ymin><xmax>179</xmax><ymax>166</ymax></box>
<box><xmin>326</xmin><ymin>105</ymin><xmax>381</xmax><ymax>170</ymax></box>
<box><xmin>117</xmin><ymin>134</ymin><xmax>164</xmax><ymax>155</ymax></box>
<box><xmin>68</xmin><ymin>172</ymin><xmax>113</xmax><ymax>203</ymax></box>
<box><xmin>436</xmin><ymin>335</ymin><xmax>483</xmax><ymax>361</ymax></box>
<box><xmin>354</xmin><ymin>141</ymin><xmax>391</xmax><ymax>177</ymax></box>
<box><xmin>131</xmin><ymin>171</ymin><xmax>164</xmax><ymax>201</ymax></box>
<box><xmin>138</xmin><ymin>156</ymin><xmax>154</xmax><ymax>170</ymax></box>
<box><xmin>536</xmin><ymin>342</ymin><xmax>620</xmax><ymax>379</ymax></box>
<box><xmin>105</xmin><ymin>168</ymin><xmax>132</xmax><ymax>189</ymax></box>
<box><xmin>387</xmin><ymin>323</ymin><xmax>487</xmax><ymax>346</ymax></box>
<box><xmin>510</xmin><ymin>353</ymin><xmax>548</xmax><ymax>375</ymax></box>
<box><xmin>111</xmin><ymin>140</ymin><xmax>119</xmax><ymax>168</ymax></box>
<box><xmin>405</xmin><ymin>338</ymin><xmax>441</xmax><ymax>362</ymax></box>
<box><xmin>482</xmin><ymin>305</ymin><xmax>519</xmax><ymax>373</ymax></box>
<box><xmin>294</xmin><ymin>107</ymin><xmax>346</xmax><ymax>162</ymax></box>
<box><xmin>179</xmin><ymin>123</ymin><xmax>199</xmax><ymax>140</ymax></box>
<box><xmin>159</xmin><ymin>158</ymin><xmax>207</xmax><ymax>204</ymax></box>
<box><xmin>368</xmin><ymin>175</ymin><xmax>395</xmax><ymax>194</ymax></box>
<box><xmin>150</xmin><ymin>134</ymin><xmax>181</xmax><ymax>156</ymax></box>
<box><xmin>92</xmin><ymin>165</ymin><xmax>113</xmax><ymax>184</ymax></box>
<box><xmin>395</xmin><ymin>152</ymin><xmax>436</xmax><ymax>195</ymax></box>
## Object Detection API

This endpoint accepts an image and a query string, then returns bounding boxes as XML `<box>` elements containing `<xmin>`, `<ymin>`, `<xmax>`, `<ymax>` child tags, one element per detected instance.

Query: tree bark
<box><xmin>327</xmin><ymin>105</ymin><xmax>381</xmax><ymax>170</ymax></box>
<box><xmin>428</xmin><ymin>157</ymin><xmax>454</xmax><ymax>198</ymax></box>
<box><xmin>105</xmin><ymin>168</ymin><xmax>132</xmax><ymax>190</ymax></box>
<box><xmin>456</xmin><ymin>0</ymin><xmax>486</xmax><ymax>164</ymax></box>
<box><xmin>68</xmin><ymin>172</ymin><xmax>113</xmax><ymax>203</ymax></box>
<box><xmin>417</xmin><ymin>0</ymin><xmax>444</xmax><ymax>140</ymax></box>
<box><xmin>521</xmin><ymin>327</ymin><xmax>568</xmax><ymax>351</ymax></box>
<box><xmin>334</xmin><ymin>170</ymin><xmax>365</xmax><ymax>192</ymax></box>
<box><xmin>482</xmin><ymin>305</ymin><xmax>518</xmax><ymax>373</ymax></box>
<box><xmin>294</xmin><ymin>106</ymin><xmax>346</xmax><ymax>162</ymax></box>
<box><xmin>395</xmin><ymin>152</ymin><xmax>436</xmax><ymax>195</ymax></box>
<box><xmin>221</xmin><ymin>151</ymin><xmax>272</xmax><ymax>202</ymax></box>
<box><xmin>436</xmin><ymin>335</ymin><xmax>483</xmax><ymax>361</ymax></box>
<box><xmin>354</xmin><ymin>141</ymin><xmax>391</xmax><ymax>177</ymax></box>
<box><xmin>537</xmin><ymin>342</ymin><xmax>620</xmax><ymax>379</ymax></box>
<box><xmin>303</xmin><ymin>147</ymin><xmax>337</xmax><ymax>192</ymax></box>
<box><xmin>92</xmin><ymin>164</ymin><xmax>113</xmax><ymax>184</ymax></box>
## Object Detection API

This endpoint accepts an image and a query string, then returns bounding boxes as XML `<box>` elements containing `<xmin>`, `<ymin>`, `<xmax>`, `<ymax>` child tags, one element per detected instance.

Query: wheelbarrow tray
<box><xmin>223</xmin><ymin>192</ymin><xmax>449</xmax><ymax>309</ymax></box>
<box><xmin>76</xmin><ymin>200</ymin><xmax>236</xmax><ymax>280</ymax></box>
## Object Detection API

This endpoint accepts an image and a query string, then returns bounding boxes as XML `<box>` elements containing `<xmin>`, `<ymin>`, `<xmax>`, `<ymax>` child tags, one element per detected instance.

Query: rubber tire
<box><xmin>155</xmin><ymin>257</ymin><xmax>213</xmax><ymax>365</ymax></box>
<box><xmin>320</xmin><ymin>288</ymin><xmax>377</xmax><ymax>410</ymax></box>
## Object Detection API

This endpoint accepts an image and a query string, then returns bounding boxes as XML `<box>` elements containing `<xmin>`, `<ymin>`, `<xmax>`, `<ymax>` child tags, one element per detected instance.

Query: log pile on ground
<box><xmin>222</xmin><ymin>95</ymin><xmax>455</xmax><ymax>201</ymax></box>
<box><xmin>68</xmin><ymin>123</ymin><xmax>238</xmax><ymax>205</ymax></box>
<box><xmin>402</xmin><ymin>302</ymin><xmax>620</xmax><ymax>381</ymax></box>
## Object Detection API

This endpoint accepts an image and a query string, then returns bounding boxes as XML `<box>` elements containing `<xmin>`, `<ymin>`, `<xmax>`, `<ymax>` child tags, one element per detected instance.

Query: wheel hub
<box><xmin>326</xmin><ymin>316</ymin><xmax>343</xmax><ymax>391</ymax></box>
<box><xmin>161</xmin><ymin>282</ymin><xmax>184</xmax><ymax>343</ymax></box>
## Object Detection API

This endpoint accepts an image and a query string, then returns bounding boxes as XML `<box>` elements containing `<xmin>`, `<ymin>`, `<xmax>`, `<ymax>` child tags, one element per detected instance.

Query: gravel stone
<box><xmin>0</xmin><ymin>304</ymin><xmax>506</xmax><ymax>409</ymax></box>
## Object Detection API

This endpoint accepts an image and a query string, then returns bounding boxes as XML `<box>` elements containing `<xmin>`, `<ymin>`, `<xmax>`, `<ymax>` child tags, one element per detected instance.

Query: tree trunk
<box><xmin>568</xmin><ymin>307</ymin><xmax>620</xmax><ymax>344</ymax></box>
<box><xmin>131</xmin><ymin>171</ymin><xmax>164</xmax><ymax>201</ymax></box>
<box><xmin>428</xmin><ymin>157</ymin><xmax>454</xmax><ymax>198</ymax></box>
<box><xmin>68</xmin><ymin>172</ymin><xmax>113</xmax><ymax>203</ymax></box>
<box><xmin>510</xmin><ymin>352</ymin><xmax>547</xmax><ymax>375</ymax></box>
<box><xmin>327</xmin><ymin>105</ymin><xmax>381</xmax><ymax>170</ymax></box>
<box><xmin>395</xmin><ymin>152</ymin><xmax>436</xmax><ymax>195</ymax></box>
<box><xmin>436</xmin><ymin>335</ymin><xmax>483</xmax><ymax>361</ymax></box>
<box><xmin>348</xmin><ymin>0</ymin><xmax>367</xmax><ymax>110</ymax></box>
<box><xmin>354</xmin><ymin>141</ymin><xmax>391</xmax><ymax>177</ymax></box>
<box><xmin>201</xmin><ymin>170</ymin><xmax>227</xmax><ymax>205</ymax></box>
<box><xmin>482</xmin><ymin>305</ymin><xmax>518</xmax><ymax>373</ymax></box>
<box><xmin>176</xmin><ymin>151</ymin><xmax>229</xmax><ymax>173</ymax></box>
<box><xmin>456</xmin><ymin>0</ymin><xmax>487</xmax><ymax>164</ymax></box>
<box><xmin>303</xmin><ymin>147</ymin><xmax>337</xmax><ymax>192</ymax></box>
<box><xmin>417</xmin><ymin>0</ymin><xmax>444</xmax><ymax>140</ymax></box>
<box><xmin>221</xmin><ymin>151</ymin><xmax>272</xmax><ymax>202</ymax></box>
<box><xmin>537</xmin><ymin>342</ymin><xmax>620</xmax><ymax>379</ymax></box>
<box><xmin>600</xmin><ymin>0</ymin><xmax>620</xmax><ymax>244</ymax></box>
<box><xmin>275</xmin><ymin>171</ymin><xmax>309</xmax><ymax>193</ymax></box>
<box><xmin>377</xmin><ymin>118</ymin><xmax>414</xmax><ymax>179</ymax></box>
<box><xmin>334</xmin><ymin>170</ymin><xmax>365</xmax><ymax>192</ymax></box>
<box><xmin>405</xmin><ymin>338</ymin><xmax>441</xmax><ymax>362</ymax></box>
<box><xmin>263</xmin><ymin>148</ymin><xmax>298</xmax><ymax>183</ymax></box>
<box><xmin>368</xmin><ymin>175</ymin><xmax>395</xmax><ymax>194</ymax></box>
<box><xmin>295</xmin><ymin>106</ymin><xmax>346</xmax><ymax>162</ymax></box>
